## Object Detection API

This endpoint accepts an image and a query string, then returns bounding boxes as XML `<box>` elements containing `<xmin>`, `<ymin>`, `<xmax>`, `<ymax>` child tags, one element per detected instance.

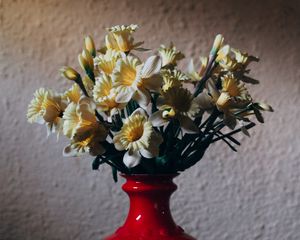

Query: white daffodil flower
<box><xmin>158</xmin><ymin>43</ymin><xmax>184</xmax><ymax>67</ymax></box>
<box><xmin>149</xmin><ymin>87</ymin><xmax>201</xmax><ymax>134</ymax></box>
<box><xmin>63</xmin><ymin>84</ymin><xmax>82</xmax><ymax>103</ymax></box>
<box><xmin>112</xmin><ymin>55</ymin><xmax>162</xmax><ymax>108</ymax></box>
<box><xmin>187</xmin><ymin>56</ymin><xmax>208</xmax><ymax>81</ymax></box>
<box><xmin>62</xmin><ymin>97</ymin><xmax>108</xmax><ymax>156</ymax></box>
<box><xmin>105</xmin><ymin>24</ymin><xmax>143</xmax><ymax>52</ymax></box>
<box><xmin>27</xmin><ymin>88</ymin><xmax>67</xmax><ymax>136</ymax></box>
<box><xmin>206</xmin><ymin>74</ymin><xmax>252</xmax><ymax>129</ymax></box>
<box><xmin>94</xmin><ymin>49</ymin><xmax>122</xmax><ymax>75</ymax></box>
<box><xmin>93</xmin><ymin>74</ymin><xmax>126</xmax><ymax>116</ymax></box>
<box><xmin>113</xmin><ymin>108</ymin><xmax>162</xmax><ymax>168</ymax></box>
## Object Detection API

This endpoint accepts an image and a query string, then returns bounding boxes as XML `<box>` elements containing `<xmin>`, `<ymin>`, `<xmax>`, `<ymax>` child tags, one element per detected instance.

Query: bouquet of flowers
<box><xmin>27</xmin><ymin>24</ymin><xmax>273</xmax><ymax>181</ymax></box>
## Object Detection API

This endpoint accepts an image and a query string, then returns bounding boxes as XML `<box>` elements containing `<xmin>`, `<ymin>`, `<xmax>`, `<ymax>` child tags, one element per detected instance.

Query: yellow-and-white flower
<box><xmin>63</xmin><ymin>98</ymin><xmax>108</xmax><ymax>156</ymax></box>
<box><xmin>94</xmin><ymin>49</ymin><xmax>122</xmax><ymax>75</ymax></box>
<box><xmin>105</xmin><ymin>24</ymin><xmax>142</xmax><ymax>52</ymax></box>
<box><xmin>27</xmin><ymin>88</ymin><xmax>67</xmax><ymax>135</ymax></box>
<box><xmin>93</xmin><ymin>74</ymin><xmax>126</xmax><ymax>115</ymax></box>
<box><xmin>216</xmin><ymin>45</ymin><xmax>257</xmax><ymax>72</ymax></box>
<box><xmin>63</xmin><ymin>84</ymin><xmax>82</xmax><ymax>103</ymax></box>
<box><xmin>113</xmin><ymin>108</ymin><xmax>162</xmax><ymax>168</ymax></box>
<box><xmin>161</xmin><ymin>69</ymin><xmax>188</xmax><ymax>92</ymax></box>
<box><xmin>158</xmin><ymin>43</ymin><xmax>184</xmax><ymax>67</ymax></box>
<box><xmin>206</xmin><ymin>73</ymin><xmax>252</xmax><ymax>129</ymax></box>
<box><xmin>112</xmin><ymin>55</ymin><xmax>162</xmax><ymax>107</ymax></box>
<box><xmin>187</xmin><ymin>56</ymin><xmax>208</xmax><ymax>81</ymax></box>
<box><xmin>149</xmin><ymin>87</ymin><xmax>201</xmax><ymax>133</ymax></box>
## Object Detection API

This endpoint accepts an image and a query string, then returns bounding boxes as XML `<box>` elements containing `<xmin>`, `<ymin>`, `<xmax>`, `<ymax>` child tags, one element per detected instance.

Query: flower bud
<box><xmin>78</xmin><ymin>49</ymin><xmax>94</xmax><ymax>73</ymax></box>
<box><xmin>84</xmin><ymin>35</ymin><xmax>96</xmax><ymax>57</ymax></box>
<box><xmin>78</xmin><ymin>54</ymin><xmax>90</xmax><ymax>73</ymax></box>
<box><xmin>258</xmin><ymin>102</ymin><xmax>274</xmax><ymax>112</ymax></box>
<box><xmin>210</xmin><ymin>34</ymin><xmax>224</xmax><ymax>57</ymax></box>
<box><xmin>82</xmin><ymin>49</ymin><xmax>94</xmax><ymax>69</ymax></box>
<box><xmin>60</xmin><ymin>66</ymin><xmax>81</xmax><ymax>82</ymax></box>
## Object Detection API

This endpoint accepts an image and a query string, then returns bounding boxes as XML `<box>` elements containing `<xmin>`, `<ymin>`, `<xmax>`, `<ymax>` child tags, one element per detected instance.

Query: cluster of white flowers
<box><xmin>27</xmin><ymin>25</ymin><xmax>272</xmax><ymax>173</ymax></box>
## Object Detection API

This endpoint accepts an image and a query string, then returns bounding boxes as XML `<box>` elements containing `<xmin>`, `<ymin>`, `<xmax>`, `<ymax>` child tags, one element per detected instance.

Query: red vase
<box><xmin>104</xmin><ymin>174</ymin><xmax>196</xmax><ymax>240</ymax></box>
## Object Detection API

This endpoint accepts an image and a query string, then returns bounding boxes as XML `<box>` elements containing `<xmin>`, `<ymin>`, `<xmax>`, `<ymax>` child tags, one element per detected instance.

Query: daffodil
<box><xmin>149</xmin><ymin>87</ymin><xmax>201</xmax><ymax>133</ymax></box>
<box><xmin>105</xmin><ymin>24</ymin><xmax>142</xmax><ymax>52</ymax></box>
<box><xmin>187</xmin><ymin>56</ymin><xmax>208</xmax><ymax>81</ymax></box>
<box><xmin>161</xmin><ymin>69</ymin><xmax>188</xmax><ymax>92</ymax></box>
<box><xmin>158</xmin><ymin>43</ymin><xmax>184</xmax><ymax>67</ymax></box>
<box><xmin>94</xmin><ymin>49</ymin><xmax>122</xmax><ymax>75</ymax></box>
<box><xmin>93</xmin><ymin>74</ymin><xmax>126</xmax><ymax>115</ymax></box>
<box><xmin>112</xmin><ymin>55</ymin><xmax>162</xmax><ymax>107</ymax></box>
<box><xmin>63</xmin><ymin>98</ymin><xmax>108</xmax><ymax>156</ymax></box>
<box><xmin>27</xmin><ymin>88</ymin><xmax>67</xmax><ymax>135</ymax></box>
<box><xmin>206</xmin><ymin>73</ymin><xmax>252</xmax><ymax>129</ymax></box>
<box><xmin>63</xmin><ymin>84</ymin><xmax>82</xmax><ymax>103</ymax></box>
<box><xmin>113</xmin><ymin>108</ymin><xmax>162</xmax><ymax>168</ymax></box>
<box><xmin>216</xmin><ymin>45</ymin><xmax>257</xmax><ymax>72</ymax></box>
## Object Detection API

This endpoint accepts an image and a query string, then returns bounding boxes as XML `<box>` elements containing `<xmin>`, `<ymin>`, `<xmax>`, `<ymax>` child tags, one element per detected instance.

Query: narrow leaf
<box><xmin>253</xmin><ymin>108</ymin><xmax>264</xmax><ymax>123</ymax></box>
<box><xmin>111</xmin><ymin>166</ymin><xmax>118</xmax><ymax>183</ymax></box>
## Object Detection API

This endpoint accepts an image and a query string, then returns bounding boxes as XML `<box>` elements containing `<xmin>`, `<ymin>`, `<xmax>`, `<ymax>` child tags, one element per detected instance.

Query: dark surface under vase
<box><xmin>104</xmin><ymin>174</ymin><xmax>196</xmax><ymax>240</ymax></box>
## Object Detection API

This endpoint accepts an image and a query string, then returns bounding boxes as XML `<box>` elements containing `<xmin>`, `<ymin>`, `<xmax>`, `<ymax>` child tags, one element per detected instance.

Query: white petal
<box><xmin>195</xmin><ymin>91</ymin><xmax>214</xmax><ymax>110</ymax></box>
<box><xmin>178</xmin><ymin>115</ymin><xmax>199</xmax><ymax>134</ymax></box>
<box><xmin>134</xmin><ymin>88</ymin><xmax>151</xmax><ymax>108</ymax></box>
<box><xmin>115</xmin><ymin>88</ymin><xmax>135</xmax><ymax>103</ymax></box>
<box><xmin>123</xmin><ymin>150</ymin><xmax>141</xmax><ymax>168</ymax></box>
<box><xmin>187</xmin><ymin>59</ymin><xmax>195</xmax><ymax>74</ymax></box>
<box><xmin>149</xmin><ymin>110</ymin><xmax>167</xmax><ymax>127</ymax></box>
<box><xmin>63</xmin><ymin>145</ymin><xmax>78</xmax><ymax>157</ymax></box>
<box><xmin>131</xmin><ymin>107</ymin><xmax>147</xmax><ymax>117</ymax></box>
<box><xmin>141</xmin><ymin>132</ymin><xmax>163</xmax><ymax>158</ymax></box>
<box><xmin>207</xmin><ymin>79</ymin><xmax>220</xmax><ymax>101</ymax></box>
<box><xmin>113</xmin><ymin>135</ymin><xmax>126</xmax><ymax>151</ymax></box>
<box><xmin>142</xmin><ymin>74</ymin><xmax>163</xmax><ymax>91</ymax></box>
<box><xmin>139</xmin><ymin>148</ymin><xmax>155</xmax><ymax>158</ymax></box>
<box><xmin>141</xmin><ymin>55</ymin><xmax>162</xmax><ymax>78</ymax></box>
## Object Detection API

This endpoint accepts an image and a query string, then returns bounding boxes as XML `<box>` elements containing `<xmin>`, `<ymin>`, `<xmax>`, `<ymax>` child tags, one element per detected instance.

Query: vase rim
<box><xmin>120</xmin><ymin>173</ymin><xmax>179</xmax><ymax>179</ymax></box>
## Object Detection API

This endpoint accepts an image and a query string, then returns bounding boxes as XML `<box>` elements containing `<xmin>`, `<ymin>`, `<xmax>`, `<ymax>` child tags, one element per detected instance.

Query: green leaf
<box><xmin>92</xmin><ymin>156</ymin><xmax>104</xmax><ymax>170</ymax></box>
<box><xmin>111</xmin><ymin>166</ymin><xmax>118</xmax><ymax>183</ymax></box>
<box><xmin>253</xmin><ymin>108</ymin><xmax>264</xmax><ymax>123</ymax></box>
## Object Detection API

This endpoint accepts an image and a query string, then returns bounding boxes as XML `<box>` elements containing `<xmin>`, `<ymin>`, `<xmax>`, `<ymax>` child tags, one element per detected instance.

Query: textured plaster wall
<box><xmin>1</xmin><ymin>0</ymin><xmax>300</xmax><ymax>239</ymax></box>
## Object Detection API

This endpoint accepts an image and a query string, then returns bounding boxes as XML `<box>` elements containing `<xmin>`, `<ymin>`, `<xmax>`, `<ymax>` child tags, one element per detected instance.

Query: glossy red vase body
<box><xmin>104</xmin><ymin>174</ymin><xmax>196</xmax><ymax>240</ymax></box>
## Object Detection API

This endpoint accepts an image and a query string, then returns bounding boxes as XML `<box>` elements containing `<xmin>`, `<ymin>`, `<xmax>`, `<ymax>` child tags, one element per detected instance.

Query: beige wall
<box><xmin>1</xmin><ymin>0</ymin><xmax>300</xmax><ymax>239</ymax></box>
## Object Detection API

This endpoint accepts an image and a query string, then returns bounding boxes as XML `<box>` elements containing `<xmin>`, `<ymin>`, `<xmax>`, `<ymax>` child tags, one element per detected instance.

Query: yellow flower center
<box><xmin>121</xmin><ymin>64</ymin><xmax>137</xmax><ymax>86</ymax></box>
<box><xmin>222</xmin><ymin>77</ymin><xmax>241</xmax><ymax>97</ymax></box>
<box><xmin>125</xmin><ymin>124</ymin><xmax>144</xmax><ymax>142</ymax></box>
<box><xmin>163</xmin><ymin>87</ymin><xmax>192</xmax><ymax>114</ymax></box>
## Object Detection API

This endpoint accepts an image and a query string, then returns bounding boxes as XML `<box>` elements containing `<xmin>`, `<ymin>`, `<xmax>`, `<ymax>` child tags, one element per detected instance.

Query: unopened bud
<box><xmin>78</xmin><ymin>49</ymin><xmax>94</xmax><ymax>73</ymax></box>
<box><xmin>84</xmin><ymin>35</ymin><xmax>96</xmax><ymax>57</ymax></box>
<box><xmin>258</xmin><ymin>102</ymin><xmax>274</xmax><ymax>112</ymax></box>
<box><xmin>210</xmin><ymin>34</ymin><xmax>224</xmax><ymax>57</ymax></box>
<box><xmin>60</xmin><ymin>66</ymin><xmax>80</xmax><ymax>82</ymax></box>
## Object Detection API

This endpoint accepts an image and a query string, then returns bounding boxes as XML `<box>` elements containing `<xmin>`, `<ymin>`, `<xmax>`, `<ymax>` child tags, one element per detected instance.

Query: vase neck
<box><xmin>120</xmin><ymin>174</ymin><xmax>179</xmax><ymax>233</ymax></box>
